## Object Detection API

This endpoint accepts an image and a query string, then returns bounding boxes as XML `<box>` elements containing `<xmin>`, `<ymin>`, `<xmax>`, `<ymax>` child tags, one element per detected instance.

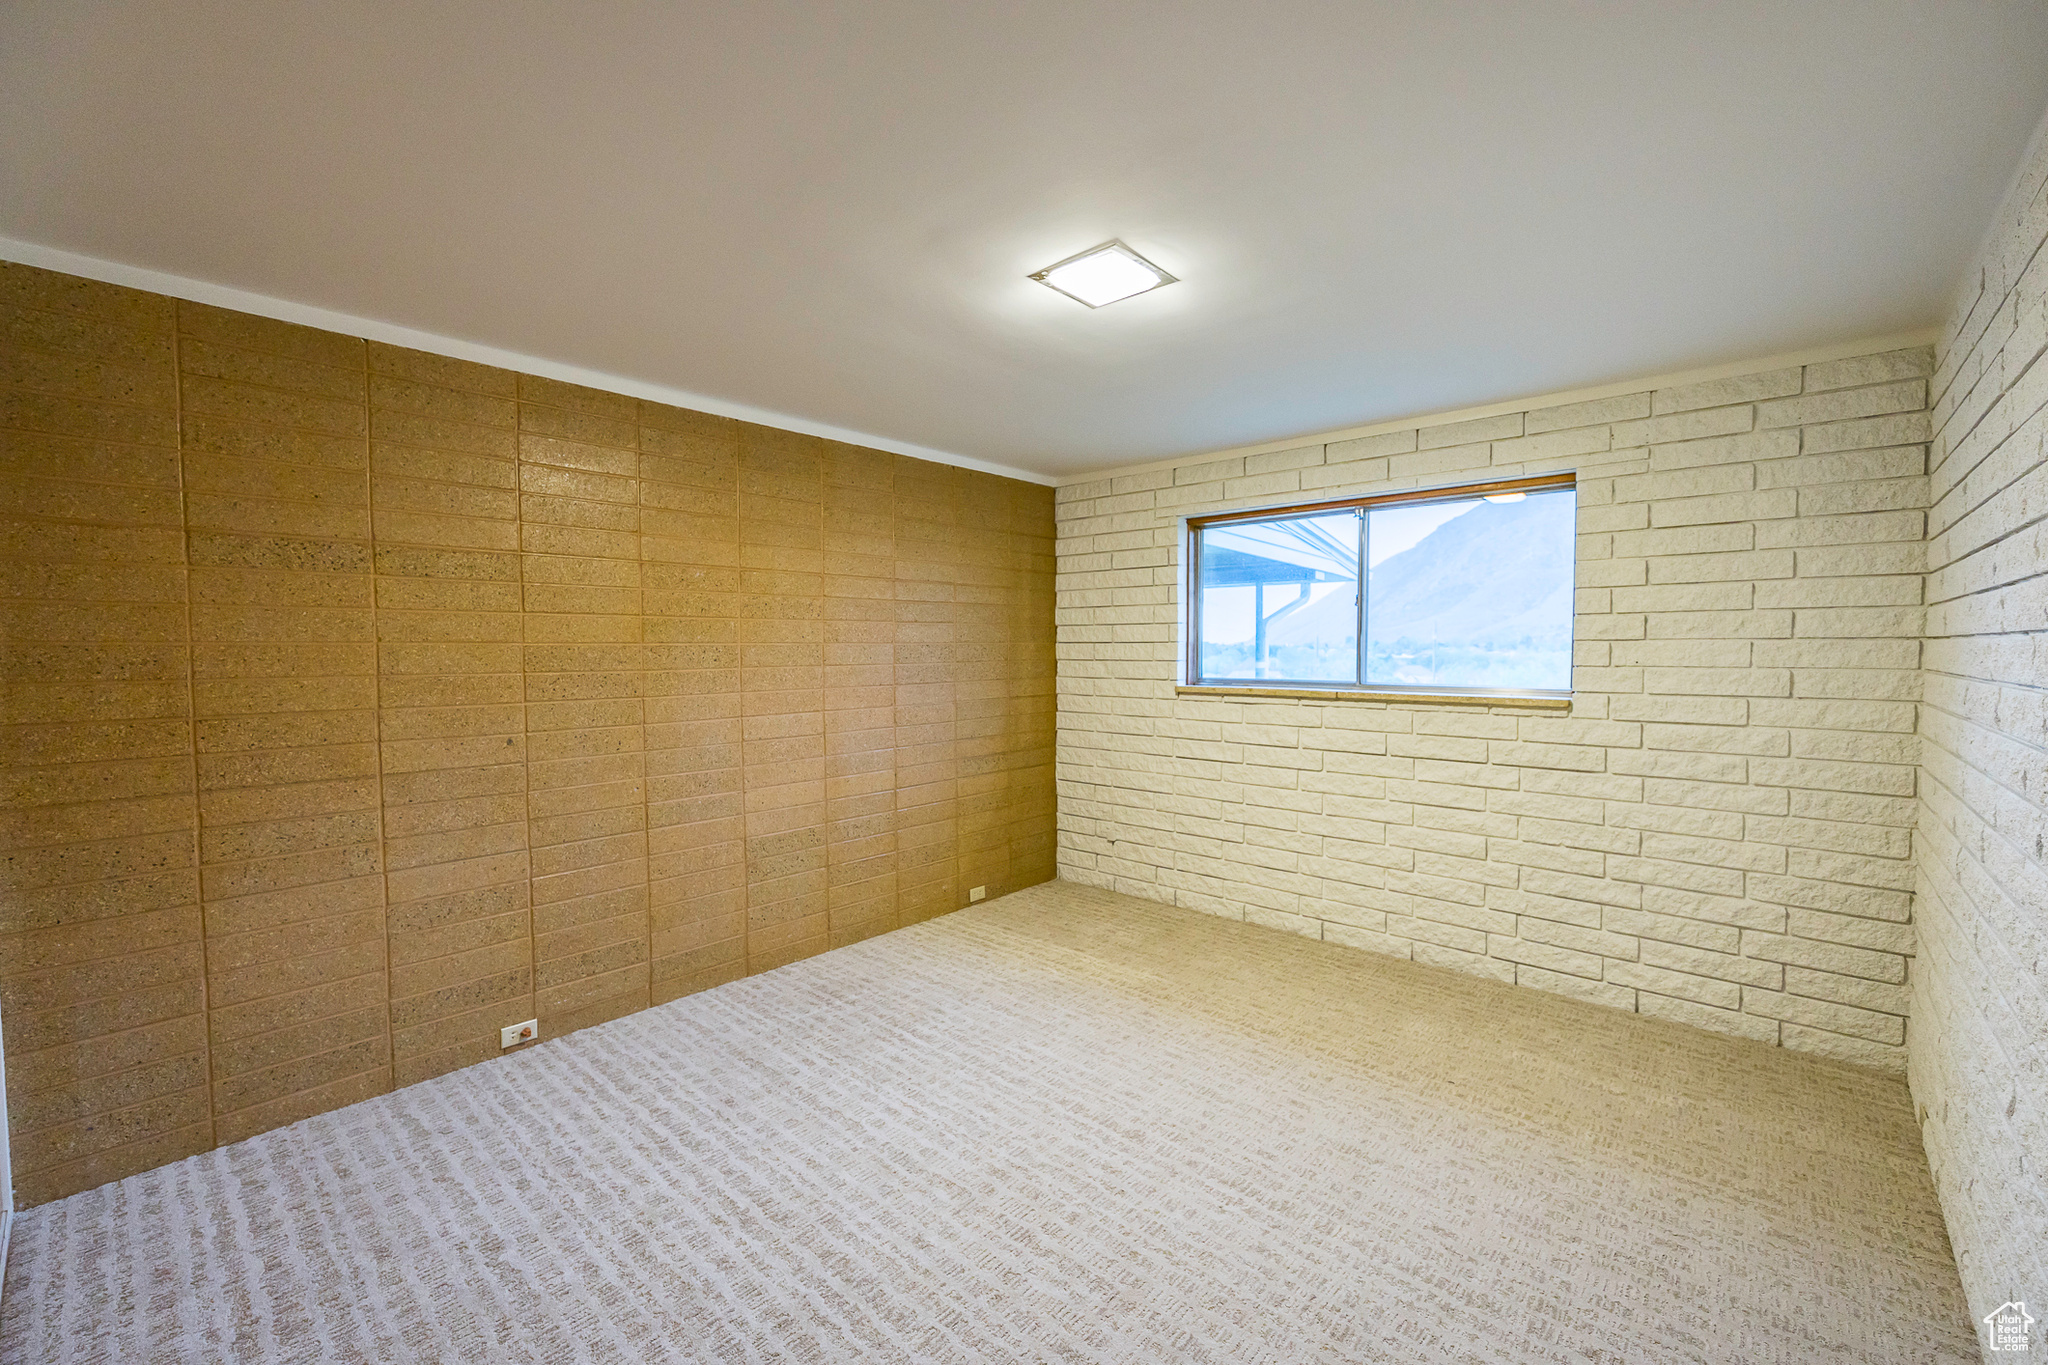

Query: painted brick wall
<box><xmin>1058</xmin><ymin>347</ymin><xmax>1932</xmax><ymax>1073</ymax></box>
<box><xmin>0</xmin><ymin>261</ymin><xmax>1057</xmax><ymax>1205</ymax></box>
<box><xmin>1914</xmin><ymin>119</ymin><xmax>2048</xmax><ymax>1327</ymax></box>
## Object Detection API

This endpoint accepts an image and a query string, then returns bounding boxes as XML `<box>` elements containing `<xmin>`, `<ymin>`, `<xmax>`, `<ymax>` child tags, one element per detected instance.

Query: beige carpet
<box><xmin>0</xmin><ymin>882</ymin><xmax>1973</xmax><ymax>1363</ymax></box>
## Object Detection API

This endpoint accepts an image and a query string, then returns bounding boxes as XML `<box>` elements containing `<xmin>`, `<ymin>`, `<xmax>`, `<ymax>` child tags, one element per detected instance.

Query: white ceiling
<box><xmin>5</xmin><ymin>2</ymin><xmax>2048</xmax><ymax>480</ymax></box>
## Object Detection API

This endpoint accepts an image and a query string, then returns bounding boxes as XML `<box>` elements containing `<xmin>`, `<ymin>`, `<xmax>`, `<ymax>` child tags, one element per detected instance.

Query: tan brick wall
<box><xmin>0</xmin><ymin>261</ymin><xmax>1057</xmax><ymax>1205</ymax></box>
<box><xmin>181</xmin><ymin>303</ymin><xmax>392</xmax><ymax>1148</ymax></box>
<box><xmin>1915</xmin><ymin>121</ymin><xmax>2048</xmax><ymax>1326</ymax></box>
<box><xmin>0</xmin><ymin>268</ymin><xmax>209</xmax><ymax>1202</ymax></box>
<box><xmin>1058</xmin><ymin>347</ymin><xmax>1931</xmax><ymax>1073</ymax></box>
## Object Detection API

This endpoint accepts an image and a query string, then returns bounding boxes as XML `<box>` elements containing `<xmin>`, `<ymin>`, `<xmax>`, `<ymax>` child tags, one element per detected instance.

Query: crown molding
<box><xmin>2</xmin><ymin>236</ymin><xmax>1949</xmax><ymax>495</ymax></box>
<box><xmin>1063</xmin><ymin>326</ymin><xmax>1941</xmax><ymax>487</ymax></box>
<box><xmin>0</xmin><ymin>236</ymin><xmax>1056</xmax><ymax>487</ymax></box>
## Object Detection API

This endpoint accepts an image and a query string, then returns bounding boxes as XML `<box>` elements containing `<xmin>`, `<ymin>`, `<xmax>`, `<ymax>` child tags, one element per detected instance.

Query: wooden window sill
<box><xmin>1175</xmin><ymin>685</ymin><xmax>1570</xmax><ymax>710</ymax></box>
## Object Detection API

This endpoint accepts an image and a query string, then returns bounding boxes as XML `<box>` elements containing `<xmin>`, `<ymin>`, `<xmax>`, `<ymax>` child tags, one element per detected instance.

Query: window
<box><xmin>1187</xmin><ymin>474</ymin><xmax>1575</xmax><ymax>697</ymax></box>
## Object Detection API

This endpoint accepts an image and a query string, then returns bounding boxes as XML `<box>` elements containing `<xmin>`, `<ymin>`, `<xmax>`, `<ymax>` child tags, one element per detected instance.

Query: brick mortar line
<box><xmin>169</xmin><ymin>299</ymin><xmax>218</xmax><ymax>1154</ymax></box>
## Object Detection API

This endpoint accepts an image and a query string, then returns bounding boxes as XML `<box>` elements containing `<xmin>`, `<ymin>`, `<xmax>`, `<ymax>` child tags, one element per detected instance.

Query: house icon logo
<box><xmin>1986</xmin><ymin>1301</ymin><xmax>2035</xmax><ymax>1353</ymax></box>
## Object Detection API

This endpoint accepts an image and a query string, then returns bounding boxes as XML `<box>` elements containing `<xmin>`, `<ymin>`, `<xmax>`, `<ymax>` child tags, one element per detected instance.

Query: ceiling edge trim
<box><xmin>1061</xmin><ymin>326</ymin><xmax>1942</xmax><ymax>488</ymax></box>
<box><xmin>1942</xmin><ymin>94</ymin><xmax>2048</xmax><ymax>354</ymax></box>
<box><xmin>0</xmin><ymin>235</ymin><xmax>1056</xmax><ymax>487</ymax></box>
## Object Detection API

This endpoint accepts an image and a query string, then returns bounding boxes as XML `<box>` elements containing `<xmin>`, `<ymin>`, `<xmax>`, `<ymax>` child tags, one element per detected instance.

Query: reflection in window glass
<box><xmin>1364</xmin><ymin>487</ymin><xmax>1575</xmax><ymax>690</ymax></box>
<box><xmin>1197</xmin><ymin>512</ymin><xmax>1359</xmax><ymax>683</ymax></box>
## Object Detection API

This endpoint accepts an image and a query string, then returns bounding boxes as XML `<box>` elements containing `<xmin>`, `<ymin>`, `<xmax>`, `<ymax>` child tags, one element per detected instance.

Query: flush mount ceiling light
<box><xmin>1029</xmin><ymin>240</ymin><xmax>1177</xmax><ymax>308</ymax></box>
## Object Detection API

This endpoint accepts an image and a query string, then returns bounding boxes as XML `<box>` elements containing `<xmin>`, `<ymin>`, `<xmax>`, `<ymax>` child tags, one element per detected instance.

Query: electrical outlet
<box><xmin>968</xmin><ymin>885</ymin><xmax>986</xmax><ymax>903</ymax></box>
<box><xmin>500</xmin><ymin>1019</ymin><xmax>538</xmax><ymax>1049</ymax></box>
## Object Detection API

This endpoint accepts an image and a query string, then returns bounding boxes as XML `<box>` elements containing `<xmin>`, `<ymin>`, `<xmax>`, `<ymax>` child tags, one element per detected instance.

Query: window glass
<box><xmin>1196</xmin><ymin>511</ymin><xmax>1360</xmax><ymax>683</ymax></box>
<box><xmin>1363</xmin><ymin>487</ymin><xmax>1575</xmax><ymax>690</ymax></box>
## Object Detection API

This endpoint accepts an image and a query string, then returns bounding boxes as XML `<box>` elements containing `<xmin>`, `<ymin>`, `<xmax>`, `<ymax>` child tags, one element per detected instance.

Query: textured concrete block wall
<box><xmin>1058</xmin><ymin>347</ymin><xmax>1932</xmax><ymax>1074</ymax></box>
<box><xmin>1913</xmin><ymin>121</ymin><xmax>2048</xmax><ymax>1327</ymax></box>
<box><xmin>0</xmin><ymin>260</ymin><xmax>1057</xmax><ymax>1205</ymax></box>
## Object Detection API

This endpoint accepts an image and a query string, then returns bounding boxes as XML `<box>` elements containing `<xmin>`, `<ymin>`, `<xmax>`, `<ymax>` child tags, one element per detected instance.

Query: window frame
<box><xmin>1183</xmin><ymin>471</ymin><xmax>1577</xmax><ymax>701</ymax></box>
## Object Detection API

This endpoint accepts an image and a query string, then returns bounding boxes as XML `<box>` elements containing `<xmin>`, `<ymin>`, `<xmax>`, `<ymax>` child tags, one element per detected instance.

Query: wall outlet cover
<box><xmin>501</xmin><ymin>1020</ymin><xmax>538</xmax><ymax>1049</ymax></box>
<box><xmin>968</xmin><ymin>886</ymin><xmax>987</xmax><ymax>902</ymax></box>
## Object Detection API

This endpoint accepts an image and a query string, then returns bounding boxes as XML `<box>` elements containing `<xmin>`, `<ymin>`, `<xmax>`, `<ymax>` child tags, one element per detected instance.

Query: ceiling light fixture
<box><xmin>1030</xmin><ymin>240</ymin><xmax>1177</xmax><ymax>308</ymax></box>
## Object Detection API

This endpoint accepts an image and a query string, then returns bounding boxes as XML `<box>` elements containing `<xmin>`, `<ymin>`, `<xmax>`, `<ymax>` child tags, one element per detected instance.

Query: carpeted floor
<box><xmin>0</xmin><ymin>881</ymin><xmax>1974</xmax><ymax>1363</ymax></box>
